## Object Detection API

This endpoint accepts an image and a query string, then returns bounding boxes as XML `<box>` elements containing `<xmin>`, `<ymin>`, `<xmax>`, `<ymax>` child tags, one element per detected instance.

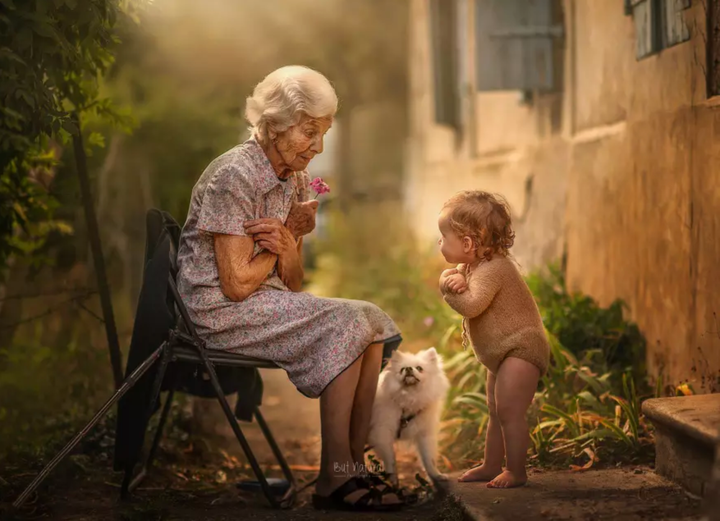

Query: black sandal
<box><xmin>363</xmin><ymin>472</ymin><xmax>403</xmax><ymax>494</ymax></box>
<box><xmin>311</xmin><ymin>476</ymin><xmax>404</xmax><ymax>512</ymax></box>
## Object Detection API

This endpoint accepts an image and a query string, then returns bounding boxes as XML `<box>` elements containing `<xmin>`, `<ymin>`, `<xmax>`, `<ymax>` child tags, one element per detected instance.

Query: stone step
<box><xmin>642</xmin><ymin>394</ymin><xmax>720</xmax><ymax>497</ymax></box>
<box><xmin>438</xmin><ymin>468</ymin><xmax>704</xmax><ymax>520</ymax></box>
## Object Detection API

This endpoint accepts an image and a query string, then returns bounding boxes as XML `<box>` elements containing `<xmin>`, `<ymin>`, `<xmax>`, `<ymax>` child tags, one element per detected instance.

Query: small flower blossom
<box><xmin>310</xmin><ymin>177</ymin><xmax>331</xmax><ymax>198</ymax></box>
<box><xmin>423</xmin><ymin>316</ymin><xmax>435</xmax><ymax>328</ymax></box>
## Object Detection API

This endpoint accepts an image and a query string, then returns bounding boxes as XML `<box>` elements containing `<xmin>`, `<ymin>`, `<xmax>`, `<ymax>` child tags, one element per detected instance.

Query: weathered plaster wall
<box><xmin>406</xmin><ymin>0</ymin><xmax>720</xmax><ymax>388</ymax></box>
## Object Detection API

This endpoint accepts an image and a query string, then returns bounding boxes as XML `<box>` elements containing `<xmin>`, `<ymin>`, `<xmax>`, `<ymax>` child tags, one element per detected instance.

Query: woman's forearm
<box><xmin>226</xmin><ymin>251</ymin><xmax>277</xmax><ymax>301</ymax></box>
<box><xmin>215</xmin><ymin>235</ymin><xmax>277</xmax><ymax>301</ymax></box>
<box><xmin>277</xmin><ymin>247</ymin><xmax>304</xmax><ymax>292</ymax></box>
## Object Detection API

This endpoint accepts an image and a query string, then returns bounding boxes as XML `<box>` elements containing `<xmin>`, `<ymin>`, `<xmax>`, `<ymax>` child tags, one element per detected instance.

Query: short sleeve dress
<box><xmin>176</xmin><ymin>138</ymin><xmax>402</xmax><ymax>398</ymax></box>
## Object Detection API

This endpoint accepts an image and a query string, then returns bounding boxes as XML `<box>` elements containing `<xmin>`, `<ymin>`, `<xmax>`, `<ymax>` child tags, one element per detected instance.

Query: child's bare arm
<box><xmin>443</xmin><ymin>263</ymin><xmax>502</xmax><ymax>319</ymax></box>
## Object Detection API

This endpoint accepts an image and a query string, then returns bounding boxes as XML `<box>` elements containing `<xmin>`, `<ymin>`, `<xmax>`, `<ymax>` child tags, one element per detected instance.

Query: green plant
<box><xmin>0</xmin><ymin>0</ymin><xmax>137</xmax><ymax>272</ymax></box>
<box><xmin>525</xmin><ymin>262</ymin><xmax>647</xmax><ymax>384</ymax></box>
<box><xmin>440</xmin><ymin>327</ymin><xmax>653</xmax><ymax>469</ymax></box>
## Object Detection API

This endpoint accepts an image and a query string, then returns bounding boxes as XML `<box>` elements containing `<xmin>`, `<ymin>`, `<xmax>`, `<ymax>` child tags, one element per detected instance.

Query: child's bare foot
<box><xmin>486</xmin><ymin>470</ymin><xmax>527</xmax><ymax>488</ymax></box>
<box><xmin>457</xmin><ymin>464</ymin><xmax>503</xmax><ymax>482</ymax></box>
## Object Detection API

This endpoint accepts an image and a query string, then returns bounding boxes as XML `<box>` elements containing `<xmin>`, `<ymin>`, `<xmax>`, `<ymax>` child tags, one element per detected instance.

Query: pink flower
<box><xmin>423</xmin><ymin>316</ymin><xmax>435</xmax><ymax>328</ymax></box>
<box><xmin>309</xmin><ymin>177</ymin><xmax>331</xmax><ymax>199</ymax></box>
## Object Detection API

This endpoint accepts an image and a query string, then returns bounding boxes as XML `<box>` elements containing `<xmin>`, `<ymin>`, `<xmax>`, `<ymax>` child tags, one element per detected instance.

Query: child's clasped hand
<box><xmin>440</xmin><ymin>268</ymin><xmax>467</xmax><ymax>294</ymax></box>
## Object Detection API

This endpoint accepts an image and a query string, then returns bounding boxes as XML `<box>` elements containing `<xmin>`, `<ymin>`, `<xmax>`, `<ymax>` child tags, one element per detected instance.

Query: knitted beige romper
<box><xmin>442</xmin><ymin>256</ymin><xmax>550</xmax><ymax>375</ymax></box>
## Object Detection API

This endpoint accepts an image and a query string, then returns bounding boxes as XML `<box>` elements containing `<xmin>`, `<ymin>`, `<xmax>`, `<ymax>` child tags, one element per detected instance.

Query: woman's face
<box><xmin>274</xmin><ymin>114</ymin><xmax>332</xmax><ymax>172</ymax></box>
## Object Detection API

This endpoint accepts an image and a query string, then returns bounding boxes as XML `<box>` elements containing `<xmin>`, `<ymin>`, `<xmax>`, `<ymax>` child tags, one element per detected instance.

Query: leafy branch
<box><xmin>0</xmin><ymin>0</ymin><xmax>137</xmax><ymax>273</ymax></box>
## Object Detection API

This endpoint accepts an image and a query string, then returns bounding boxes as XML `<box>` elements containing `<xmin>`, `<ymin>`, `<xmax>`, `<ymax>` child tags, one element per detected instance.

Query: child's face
<box><xmin>438</xmin><ymin>212</ymin><xmax>476</xmax><ymax>264</ymax></box>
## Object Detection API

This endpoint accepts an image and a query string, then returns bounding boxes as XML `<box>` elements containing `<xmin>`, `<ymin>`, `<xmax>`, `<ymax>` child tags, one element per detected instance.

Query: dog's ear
<box><xmin>390</xmin><ymin>349</ymin><xmax>404</xmax><ymax>362</ymax></box>
<box><xmin>422</xmin><ymin>347</ymin><xmax>438</xmax><ymax>363</ymax></box>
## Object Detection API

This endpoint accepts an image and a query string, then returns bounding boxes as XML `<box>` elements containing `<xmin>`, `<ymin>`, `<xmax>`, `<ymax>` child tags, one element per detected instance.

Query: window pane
<box><xmin>475</xmin><ymin>0</ymin><xmax>561</xmax><ymax>91</ymax></box>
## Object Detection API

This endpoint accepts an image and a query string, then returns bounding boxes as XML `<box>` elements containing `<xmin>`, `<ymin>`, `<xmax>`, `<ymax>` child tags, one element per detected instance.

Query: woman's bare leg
<box><xmin>316</xmin><ymin>345</ymin><xmax>402</xmax><ymax>505</ymax></box>
<box><xmin>349</xmin><ymin>342</ymin><xmax>383</xmax><ymax>467</ymax></box>
<box><xmin>316</xmin><ymin>353</ymin><xmax>364</xmax><ymax>498</ymax></box>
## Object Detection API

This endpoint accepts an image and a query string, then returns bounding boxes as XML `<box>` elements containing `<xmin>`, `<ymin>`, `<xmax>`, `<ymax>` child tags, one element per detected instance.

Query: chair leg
<box><xmin>127</xmin><ymin>388</ymin><xmax>175</xmax><ymax>494</ymax></box>
<box><xmin>254</xmin><ymin>407</ymin><xmax>297</xmax><ymax>505</ymax></box>
<box><xmin>121</xmin><ymin>344</ymin><xmax>173</xmax><ymax>499</ymax></box>
<box><xmin>12</xmin><ymin>344</ymin><xmax>166</xmax><ymax>510</ymax></box>
<box><xmin>197</xmin><ymin>354</ymin><xmax>284</xmax><ymax>509</ymax></box>
<box><xmin>146</xmin><ymin>388</ymin><xmax>175</xmax><ymax>470</ymax></box>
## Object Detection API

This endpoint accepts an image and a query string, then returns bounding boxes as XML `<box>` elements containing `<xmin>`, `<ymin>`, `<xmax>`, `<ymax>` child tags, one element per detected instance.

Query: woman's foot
<box><xmin>316</xmin><ymin>472</ymin><xmax>355</xmax><ymax>498</ymax></box>
<box><xmin>312</xmin><ymin>476</ymin><xmax>404</xmax><ymax>511</ymax></box>
<box><xmin>486</xmin><ymin>470</ymin><xmax>527</xmax><ymax>488</ymax></box>
<box><xmin>458</xmin><ymin>464</ymin><xmax>503</xmax><ymax>482</ymax></box>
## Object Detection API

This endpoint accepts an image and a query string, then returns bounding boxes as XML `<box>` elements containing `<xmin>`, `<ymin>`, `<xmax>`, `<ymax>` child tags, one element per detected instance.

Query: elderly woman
<box><xmin>176</xmin><ymin>66</ymin><xmax>404</xmax><ymax>512</ymax></box>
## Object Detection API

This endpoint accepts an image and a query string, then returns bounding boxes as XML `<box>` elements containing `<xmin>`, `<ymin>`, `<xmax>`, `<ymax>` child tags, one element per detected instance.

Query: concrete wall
<box><xmin>405</xmin><ymin>0</ymin><xmax>720</xmax><ymax>389</ymax></box>
<box><xmin>565</xmin><ymin>1</ymin><xmax>720</xmax><ymax>389</ymax></box>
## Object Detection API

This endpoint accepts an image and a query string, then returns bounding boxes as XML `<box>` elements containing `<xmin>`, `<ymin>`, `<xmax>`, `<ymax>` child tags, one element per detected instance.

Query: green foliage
<box><xmin>531</xmin><ymin>338</ymin><xmax>652</xmax><ymax>466</ymax></box>
<box><xmin>0</xmin><ymin>317</ymin><xmax>113</xmax><ymax>458</ymax></box>
<box><xmin>442</xmin><ymin>329</ymin><xmax>653</xmax><ymax>469</ymax></box>
<box><xmin>525</xmin><ymin>262</ymin><xmax>647</xmax><ymax>383</ymax></box>
<box><xmin>0</xmin><ymin>0</ymin><xmax>131</xmax><ymax>272</ymax></box>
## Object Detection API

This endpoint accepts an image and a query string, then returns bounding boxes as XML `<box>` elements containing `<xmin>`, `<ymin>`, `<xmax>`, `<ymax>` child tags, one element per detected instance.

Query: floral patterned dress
<box><xmin>176</xmin><ymin>138</ymin><xmax>402</xmax><ymax>398</ymax></box>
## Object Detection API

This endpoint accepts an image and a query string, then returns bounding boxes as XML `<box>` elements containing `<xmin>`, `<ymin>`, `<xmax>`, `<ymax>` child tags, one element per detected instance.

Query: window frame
<box><xmin>629</xmin><ymin>0</ymin><xmax>691</xmax><ymax>60</ymax></box>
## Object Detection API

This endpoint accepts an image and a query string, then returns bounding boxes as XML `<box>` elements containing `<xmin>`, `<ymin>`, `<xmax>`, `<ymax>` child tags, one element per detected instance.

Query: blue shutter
<box><xmin>475</xmin><ymin>0</ymin><xmax>563</xmax><ymax>91</ymax></box>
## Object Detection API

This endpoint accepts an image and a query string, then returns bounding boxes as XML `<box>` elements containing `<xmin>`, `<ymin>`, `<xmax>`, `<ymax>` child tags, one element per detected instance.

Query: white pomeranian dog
<box><xmin>367</xmin><ymin>347</ymin><xmax>450</xmax><ymax>486</ymax></box>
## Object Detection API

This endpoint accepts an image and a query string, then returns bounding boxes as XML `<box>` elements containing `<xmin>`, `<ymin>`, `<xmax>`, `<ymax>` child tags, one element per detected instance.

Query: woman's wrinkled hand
<box><xmin>285</xmin><ymin>200</ymin><xmax>319</xmax><ymax>238</ymax></box>
<box><xmin>243</xmin><ymin>218</ymin><xmax>297</xmax><ymax>257</ymax></box>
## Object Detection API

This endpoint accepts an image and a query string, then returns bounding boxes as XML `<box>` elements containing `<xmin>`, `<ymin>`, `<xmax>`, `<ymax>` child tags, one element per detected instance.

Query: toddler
<box><xmin>437</xmin><ymin>191</ymin><xmax>549</xmax><ymax>488</ymax></box>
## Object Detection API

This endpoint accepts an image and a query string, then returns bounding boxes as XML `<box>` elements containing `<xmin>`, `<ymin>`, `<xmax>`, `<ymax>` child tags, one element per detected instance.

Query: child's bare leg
<box><xmin>458</xmin><ymin>371</ymin><xmax>505</xmax><ymax>482</ymax></box>
<box><xmin>488</xmin><ymin>357</ymin><xmax>539</xmax><ymax>488</ymax></box>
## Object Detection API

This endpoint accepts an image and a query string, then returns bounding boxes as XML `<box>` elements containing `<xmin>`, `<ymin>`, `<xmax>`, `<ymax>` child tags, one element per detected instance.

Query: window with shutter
<box><xmin>429</xmin><ymin>0</ymin><xmax>461</xmax><ymax>128</ymax></box>
<box><xmin>630</xmin><ymin>0</ymin><xmax>690</xmax><ymax>60</ymax></box>
<box><xmin>474</xmin><ymin>0</ymin><xmax>564</xmax><ymax>92</ymax></box>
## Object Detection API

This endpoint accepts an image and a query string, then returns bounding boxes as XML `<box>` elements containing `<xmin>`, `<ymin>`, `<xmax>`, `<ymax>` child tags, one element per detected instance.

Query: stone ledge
<box><xmin>642</xmin><ymin>394</ymin><xmax>720</xmax><ymax>497</ymax></box>
<box><xmin>642</xmin><ymin>394</ymin><xmax>720</xmax><ymax>447</ymax></box>
<box><xmin>437</xmin><ymin>468</ymin><xmax>702</xmax><ymax>520</ymax></box>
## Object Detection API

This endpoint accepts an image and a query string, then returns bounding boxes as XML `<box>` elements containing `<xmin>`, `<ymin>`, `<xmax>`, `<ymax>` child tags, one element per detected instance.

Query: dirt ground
<box><xmin>1</xmin><ymin>369</ymin><xmax>457</xmax><ymax>521</ymax></box>
<box><xmin>0</xmin><ymin>369</ymin><xmax>707</xmax><ymax>521</ymax></box>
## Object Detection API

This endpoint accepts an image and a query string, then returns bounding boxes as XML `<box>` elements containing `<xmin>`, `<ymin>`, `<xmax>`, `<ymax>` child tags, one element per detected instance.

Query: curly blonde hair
<box><xmin>441</xmin><ymin>190</ymin><xmax>515</xmax><ymax>262</ymax></box>
<box><xmin>442</xmin><ymin>191</ymin><xmax>516</xmax><ymax>350</ymax></box>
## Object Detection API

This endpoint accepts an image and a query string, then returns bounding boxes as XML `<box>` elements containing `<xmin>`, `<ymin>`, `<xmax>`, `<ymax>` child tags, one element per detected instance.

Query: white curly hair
<box><xmin>245</xmin><ymin>65</ymin><xmax>338</xmax><ymax>142</ymax></box>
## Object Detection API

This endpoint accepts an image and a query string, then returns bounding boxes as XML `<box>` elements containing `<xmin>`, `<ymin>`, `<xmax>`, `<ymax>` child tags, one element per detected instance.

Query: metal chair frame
<box><xmin>13</xmin><ymin>211</ymin><xmax>297</xmax><ymax>510</ymax></box>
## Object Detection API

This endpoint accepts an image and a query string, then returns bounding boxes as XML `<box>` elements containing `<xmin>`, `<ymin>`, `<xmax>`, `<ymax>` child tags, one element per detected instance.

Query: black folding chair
<box><xmin>13</xmin><ymin>209</ymin><xmax>298</xmax><ymax>509</ymax></box>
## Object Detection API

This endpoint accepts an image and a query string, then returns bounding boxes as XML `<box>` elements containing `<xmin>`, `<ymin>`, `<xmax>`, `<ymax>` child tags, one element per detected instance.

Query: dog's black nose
<box><xmin>402</xmin><ymin>366</ymin><xmax>414</xmax><ymax>375</ymax></box>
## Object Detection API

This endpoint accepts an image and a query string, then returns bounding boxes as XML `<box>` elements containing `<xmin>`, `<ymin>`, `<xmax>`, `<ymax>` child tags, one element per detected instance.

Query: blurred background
<box><xmin>2</xmin><ymin>0</ymin><xmax>720</xmax><ymax>511</ymax></box>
